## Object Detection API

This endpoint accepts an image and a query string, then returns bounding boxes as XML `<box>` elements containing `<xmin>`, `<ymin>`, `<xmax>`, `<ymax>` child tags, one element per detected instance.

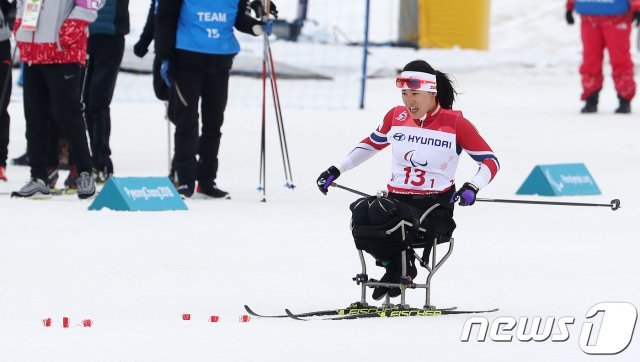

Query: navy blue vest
<box><xmin>176</xmin><ymin>0</ymin><xmax>240</xmax><ymax>55</ymax></box>
<box><xmin>575</xmin><ymin>0</ymin><xmax>629</xmax><ymax>15</ymax></box>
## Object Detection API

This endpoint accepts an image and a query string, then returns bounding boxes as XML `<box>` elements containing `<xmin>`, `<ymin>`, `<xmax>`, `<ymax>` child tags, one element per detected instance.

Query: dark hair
<box><xmin>402</xmin><ymin>60</ymin><xmax>457</xmax><ymax>109</ymax></box>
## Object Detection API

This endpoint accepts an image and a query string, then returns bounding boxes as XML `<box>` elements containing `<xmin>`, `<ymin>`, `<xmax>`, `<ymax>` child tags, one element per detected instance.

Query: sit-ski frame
<box><xmin>352</xmin><ymin>202</ymin><xmax>455</xmax><ymax>310</ymax></box>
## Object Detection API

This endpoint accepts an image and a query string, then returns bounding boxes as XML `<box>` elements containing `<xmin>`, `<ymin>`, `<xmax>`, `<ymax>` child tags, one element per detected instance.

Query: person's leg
<box><xmin>171</xmin><ymin>67</ymin><xmax>204</xmax><ymax>195</ymax></box>
<box><xmin>198</xmin><ymin>69</ymin><xmax>229</xmax><ymax>185</ymax></box>
<box><xmin>85</xmin><ymin>35</ymin><xmax>125</xmax><ymax>176</ymax></box>
<box><xmin>23</xmin><ymin>65</ymin><xmax>54</xmax><ymax>181</ymax></box>
<box><xmin>45</xmin><ymin>64</ymin><xmax>93</xmax><ymax>175</ymax></box>
<box><xmin>0</xmin><ymin>40</ymin><xmax>11</xmax><ymax>169</ymax></box>
<box><xmin>83</xmin><ymin>48</ymin><xmax>95</xmax><ymax>170</ymax></box>
<box><xmin>579</xmin><ymin>18</ymin><xmax>606</xmax><ymax>108</ymax></box>
<box><xmin>602</xmin><ymin>18</ymin><xmax>635</xmax><ymax>112</ymax></box>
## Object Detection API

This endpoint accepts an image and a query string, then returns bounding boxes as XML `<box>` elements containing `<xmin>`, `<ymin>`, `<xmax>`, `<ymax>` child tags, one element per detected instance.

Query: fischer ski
<box><xmin>285</xmin><ymin>307</ymin><xmax>499</xmax><ymax>321</ymax></box>
<box><xmin>244</xmin><ymin>303</ymin><xmax>394</xmax><ymax>319</ymax></box>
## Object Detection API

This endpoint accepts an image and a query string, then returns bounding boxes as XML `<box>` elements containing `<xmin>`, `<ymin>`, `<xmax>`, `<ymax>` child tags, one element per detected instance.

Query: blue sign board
<box><xmin>516</xmin><ymin>163</ymin><xmax>601</xmax><ymax>196</ymax></box>
<box><xmin>89</xmin><ymin>177</ymin><xmax>188</xmax><ymax>211</ymax></box>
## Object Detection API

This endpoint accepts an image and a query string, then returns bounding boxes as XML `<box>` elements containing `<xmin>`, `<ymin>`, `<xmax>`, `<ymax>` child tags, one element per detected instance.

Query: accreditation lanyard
<box><xmin>22</xmin><ymin>0</ymin><xmax>44</xmax><ymax>32</ymax></box>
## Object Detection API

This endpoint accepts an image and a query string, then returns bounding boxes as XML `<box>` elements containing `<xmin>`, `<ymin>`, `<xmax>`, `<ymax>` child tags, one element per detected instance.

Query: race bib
<box><xmin>21</xmin><ymin>0</ymin><xmax>43</xmax><ymax>32</ymax></box>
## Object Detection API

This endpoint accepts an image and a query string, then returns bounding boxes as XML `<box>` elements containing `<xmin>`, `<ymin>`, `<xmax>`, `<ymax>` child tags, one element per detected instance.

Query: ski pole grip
<box><xmin>611</xmin><ymin>199</ymin><xmax>621</xmax><ymax>211</ymax></box>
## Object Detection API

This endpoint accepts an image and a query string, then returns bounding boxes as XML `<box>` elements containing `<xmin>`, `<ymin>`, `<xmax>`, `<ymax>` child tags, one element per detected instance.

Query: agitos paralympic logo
<box><xmin>460</xmin><ymin>302</ymin><xmax>637</xmax><ymax>355</ymax></box>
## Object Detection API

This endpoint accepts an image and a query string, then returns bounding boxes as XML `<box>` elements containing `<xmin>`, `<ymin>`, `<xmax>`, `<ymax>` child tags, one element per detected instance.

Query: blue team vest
<box><xmin>176</xmin><ymin>0</ymin><xmax>240</xmax><ymax>55</ymax></box>
<box><xmin>575</xmin><ymin>0</ymin><xmax>629</xmax><ymax>15</ymax></box>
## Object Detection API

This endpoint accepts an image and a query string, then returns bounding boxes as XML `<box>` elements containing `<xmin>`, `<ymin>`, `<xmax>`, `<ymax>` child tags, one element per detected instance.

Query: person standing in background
<box><xmin>155</xmin><ymin>0</ymin><xmax>271</xmax><ymax>199</ymax></box>
<box><xmin>0</xmin><ymin>0</ymin><xmax>15</xmax><ymax>182</ymax></box>
<box><xmin>134</xmin><ymin>0</ymin><xmax>171</xmax><ymax>103</ymax></box>
<box><xmin>83</xmin><ymin>0</ymin><xmax>129</xmax><ymax>183</ymax></box>
<box><xmin>11</xmin><ymin>0</ymin><xmax>101</xmax><ymax>199</ymax></box>
<box><xmin>134</xmin><ymin>0</ymin><xmax>177</xmax><ymax>182</ymax></box>
<box><xmin>566</xmin><ymin>0</ymin><xmax>640</xmax><ymax>113</ymax></box>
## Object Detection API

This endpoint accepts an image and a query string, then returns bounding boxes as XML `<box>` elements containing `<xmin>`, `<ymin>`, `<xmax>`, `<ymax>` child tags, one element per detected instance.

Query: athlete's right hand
<box><xmin>316</xmin><ymin>166</ymin><xmax>340</xmax><ymax>195</ymax></box>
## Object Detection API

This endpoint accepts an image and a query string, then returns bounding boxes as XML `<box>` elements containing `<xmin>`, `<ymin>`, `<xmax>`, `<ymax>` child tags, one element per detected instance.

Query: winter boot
<box><xmin>46</xmin><ymin>167</ymin><xmax>59</xmax><ymax>189</ymax></box>
<box><xmin>581</xmin><ymin>91</ymin><xmax>599</xmax><ymax>113</ymax></box>
<box><xmin>11</xmin><ymin>178</ymin><xmax>50</xmax><ymax>198</ymax></box>
<box><xmin>0</xmin><ymin>165</ymin><xmax>6</xmax><ymax>181</ymax></box>
<box><xmin>76</xmin><ymin>171</ymin><xmax>96</xmax><ymax>199</ymax></box>
<box><xmin>196</xmin><ymin>181</ymin><xmax>230</xmax><ymax>199</ymax></box>
<box><xmin>11</xmin><ymin>152</ymin><xmax>29</xmax><ymax>166</ymax></box>
<box><xmin>176</xmin><ymin>159</ymin><xmax>197</xmax><ymax>198</ymax></box>
<box><xmin>177</xmin><ymin>182</ymin><xmax>195</xmax><ymax>199</ymax></box>
<box><xmin>93</xmin><ymin>167</ymin><xmax>112</xmax><ymax>184</ymax></box>
<box><xmin>615</xmin><ymin>95</ymin><xmax>631</xmax><ymax>114</ymax></box>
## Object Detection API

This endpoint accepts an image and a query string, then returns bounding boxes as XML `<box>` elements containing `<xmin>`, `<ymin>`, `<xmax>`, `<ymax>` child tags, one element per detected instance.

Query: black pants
<box><xmin>24</xmin><ymin>63</ymin><xmax>92</xmax><ymax>181</ymax></box>
<box><xmin>0</xmin><ymin>40</ymin><xmax>11</xmax><ymax>167</ymax></box>
<box><xmin>171</xmin><ymin>50</ymin><xmax>233</xmax><ymax>185</ymax></box>
<box><xmin>84</xmin><ymin>34</ymin><xmax>125</xmax><ymax>174</ymax></box>
<box><xmin>390</xmin><ymin>189</ymin><xmax>457</xmax><ymax>261</ymax></box>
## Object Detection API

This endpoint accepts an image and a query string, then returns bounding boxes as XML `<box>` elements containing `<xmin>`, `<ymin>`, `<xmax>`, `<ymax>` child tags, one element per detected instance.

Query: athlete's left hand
<box><xmin>451</xmin><ymin>182</ymin><xmax>479</xmax><ymax>206</ymax></box>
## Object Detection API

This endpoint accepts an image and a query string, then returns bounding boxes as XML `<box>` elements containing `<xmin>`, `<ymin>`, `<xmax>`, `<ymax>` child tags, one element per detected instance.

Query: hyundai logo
<box><xmin>393</xmin><ymin>133</ymin><xmax>406</xmax><ymax>141</ymax></box>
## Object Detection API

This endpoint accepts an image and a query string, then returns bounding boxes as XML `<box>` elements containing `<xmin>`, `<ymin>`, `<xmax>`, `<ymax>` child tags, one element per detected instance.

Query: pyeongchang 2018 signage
<box><xmin>461</xmin><ymin>302</ymin><xmax>637</xmax><ymax>355</ymax></box>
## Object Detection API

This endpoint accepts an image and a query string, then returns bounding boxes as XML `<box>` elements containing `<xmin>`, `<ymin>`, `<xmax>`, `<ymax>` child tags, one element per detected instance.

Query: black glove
<box><xmin>316</xmin><ymin>166</ymin><xmax>340</xmax><ymax>195</ymax></box>
<box><xmin>634</xmin><ymin>12</ymin><xmax>640</xmax><ymax>27</ymax></box>
<box><xmin>250</xmin><ymin>0</ymin><xmax>278</xmax><ymax>19</ymax></box>
<box><xmin>450</xmin><ymin>182</ymin><xmax>479</xmax><ymax>206</ymax></box>
<box><xmin>565</xmin><ymin>10</ymin><xmax>575</xmax><ymax>25</ymax></box>
<box><xmin>133</xmin><ymin>40</ymin><xmax>149</xmax><ymax>58</ymax></box>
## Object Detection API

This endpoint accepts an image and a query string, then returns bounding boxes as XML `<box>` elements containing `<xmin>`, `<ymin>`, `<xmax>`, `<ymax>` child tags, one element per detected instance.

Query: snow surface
<box><xmin>1</xmin><ymin>0</ymin><xmax>639</xmax><ymax>361</ymax></box>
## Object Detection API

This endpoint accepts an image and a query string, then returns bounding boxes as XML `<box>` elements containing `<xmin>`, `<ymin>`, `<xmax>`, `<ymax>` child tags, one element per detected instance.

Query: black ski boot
<box><xmin>388</xmin><ymin>254</ymin><xmax>417</xmax><ymax>298</ymax></box>
<box><xmin>372</xmin><ymin>254</ymin><xmax>417</xmax><ymax>300</ymax></box>
<box><xmin>581</xmin><ymin>91</ymin><xmax>599</xmax><ymax>113</ymax></box>
<box><xmin>615</xmin><ymin>95</ymin><xmax>631</xmax><ymax>114</ymax></box>
<box><xmin>372</xmin><ymin>260</ymin><xmax>397</xmax><ymax>301</ymax></box>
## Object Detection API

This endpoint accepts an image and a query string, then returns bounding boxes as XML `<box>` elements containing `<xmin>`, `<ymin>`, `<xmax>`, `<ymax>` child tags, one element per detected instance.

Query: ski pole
<box><xmin>257</xmin><ymin>11</ymin><xmax>269</xmax><ymax>202</ymax></box>
<box><xmin>476</xmin><ymin>198</ymin><xmax>621</xmax><ymax>211</ymax></box>
<box><xmin>331</xmin><ymin>183</ymin><xmax>621</xmax><ymax>211</ymax></box>
<box><xmin>330</xmin><ymin>182</ymin><xmax>370</xmax><ymax>197</ymax></box>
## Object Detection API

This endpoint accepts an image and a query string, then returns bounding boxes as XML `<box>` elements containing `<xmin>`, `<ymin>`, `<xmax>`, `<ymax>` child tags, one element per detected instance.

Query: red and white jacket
<box><xmin>338</xmin><ymin>105</ymin><xmax>499</xmax><ymax>195</ymax></box>
<box><xmin>14</xmin><ymin>0</ymin><xmax>100</xmax><ymax>65</ymax></box>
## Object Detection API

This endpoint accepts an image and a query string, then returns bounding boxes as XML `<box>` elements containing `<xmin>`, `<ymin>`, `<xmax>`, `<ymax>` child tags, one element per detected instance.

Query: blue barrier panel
<box><xmin>516</xmin><ymin>163</ymin><xmax>601</xmax><ymax>196</ymax></box>
<box><xmin>89</xmin><ymin>177</ymin><xmax>188</xmax><ymax>211</ymax></box>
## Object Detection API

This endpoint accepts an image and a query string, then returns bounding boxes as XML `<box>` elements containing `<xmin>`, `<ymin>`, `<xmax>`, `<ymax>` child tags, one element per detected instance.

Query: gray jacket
<box><xmin>15</xmin><ymin>0</ymin><xmax>98</xmax><ymax>46</ymax></box>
